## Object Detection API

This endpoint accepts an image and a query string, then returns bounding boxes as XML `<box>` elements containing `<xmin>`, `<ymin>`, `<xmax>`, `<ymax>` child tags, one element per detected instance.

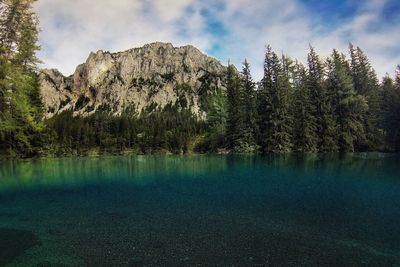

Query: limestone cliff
<box><xmin>39</xmin><ymin>42</ymin><xmax>227</xmax><ymax>119</ymax></box>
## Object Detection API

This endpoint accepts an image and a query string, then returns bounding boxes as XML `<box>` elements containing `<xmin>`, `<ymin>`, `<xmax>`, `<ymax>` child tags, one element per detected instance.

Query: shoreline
<box><xmin>1</xmin><ymin>149</ymin><xmax>398</xmax><ymax>161</ymax></box>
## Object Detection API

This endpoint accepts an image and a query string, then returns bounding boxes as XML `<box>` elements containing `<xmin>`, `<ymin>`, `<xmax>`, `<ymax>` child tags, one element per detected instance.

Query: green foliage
<box><xmin>197</xmin><ymin>72</ymin><xmax>224</xmax><ymax>113</ymax></box>
<box><xmin>1</xmin><ymin>0</ymin><xmax>399</xmax><ymax>157</ymax></box>
<box><xmin>45</xmin><ymin>104</ymin><xmax>206</xmax><ymax>155</ymax></box>
<box><xmin>349</xmin><ymin>44</ymin><xmax>383</xmax><ymax>150</ymax></box>
<box><xmin>226</xmin><ymin>64</ymin><xmax>243</xmax><ymax>150</ymax></box>
<box><xmin>381</xmin><ymin>76</ymin><xmax>400</xmax><ymax>151</ymax></box>
<box><xmin>327</xmin><ymin>50</ymin><xmax>367</xmax><ymax>152</ymax></box>
<box><xmin>74</xmin><ymin>95</ymin><xmax>90</xmax><ymax>111</ymax></box>
<box><xmin>225</xmin><ymin>61</ymin><xmax>258</xmax><ymax>153</ymax></box>
<box><xmin>241</xmin><ymin>60</ymin><xmax>258</xmax><ymax>146</ymax></box>
<box><xmin>258</xmin><ymin>46</ymin><xmax>293</xmax><ymax>153</ymax></box>
<box><xmin>0</xmin><ymin>0</ymin><xmax>43</xmax><ymax>157</ymax></box>
<box><xmin>0</xmin><ymin>63</ymin><xmax>44</xmax><ymax>156</ymax></box>
<box><xmin>307</xmin><ymin>46</ymin><xmax>338</xmax><ymax>152</ymax></box>
<box><xmin>196</xmin><ymin>87</ymin><xmax>227</xmax><ymax>152</ymax></box>
<box><xmin>292</xmin><ymin>64</ymin><xmax>318</xmax><ymax>152</ymax></box>
<box><xmin>0</xmin><ymin>0</ymin><xmax>40</xmax><ymax>69</ymax></box>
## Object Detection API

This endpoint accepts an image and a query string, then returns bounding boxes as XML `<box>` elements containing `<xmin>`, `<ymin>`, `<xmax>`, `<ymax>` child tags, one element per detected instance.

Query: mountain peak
<box><xmin>39</xmin><ymin>42</ymin><xmax>227</xmax><ymax>119</ymax></box>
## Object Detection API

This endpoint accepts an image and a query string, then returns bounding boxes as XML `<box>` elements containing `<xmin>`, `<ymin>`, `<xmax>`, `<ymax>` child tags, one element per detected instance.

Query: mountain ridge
<box><xmin>39</xmin><ymin>42</ymin><xmax>228</xmax><ymax>119</ymax></box>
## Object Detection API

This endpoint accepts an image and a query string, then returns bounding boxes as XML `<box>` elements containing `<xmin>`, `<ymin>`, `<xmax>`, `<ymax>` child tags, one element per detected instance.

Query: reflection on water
<box><xmin>0</xmin><ymin>155</ymin><xmax>229</xmax><ymax>191</ymax></box>
<box><xmin>1</xmin><ymin>153</ymin><xmax>397</xmax><ymax>191</ymax></box>
<box><xmin>0</xmin><ymin>154</ymin><xmax>399</xmax><ymax>266</ymax></box>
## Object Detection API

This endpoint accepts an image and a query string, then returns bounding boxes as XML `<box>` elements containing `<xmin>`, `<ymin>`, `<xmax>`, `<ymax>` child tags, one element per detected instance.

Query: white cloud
<box><xmin>221</xmin><ymin>0</ymin><xmax>400</xmax><ymax>79</ymax></box>
<box><xmin>34</xmin><ymin>0</ymin><xmax>400</xmax><ymax>80</ymax></box>
<box><xmin>151</xmin><ymin>0</ymin><xmax>193</xmax><ymax>23</ymax></box>
<box><xmin>34</xmin><ymin>0</ymin><xmax>201</xmax><ymax>75</ymax></box>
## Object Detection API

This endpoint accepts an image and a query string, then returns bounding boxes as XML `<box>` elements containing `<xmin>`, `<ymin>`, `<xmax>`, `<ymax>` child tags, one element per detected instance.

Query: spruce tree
<box><xmin>200</xmin><ymin>86</ymin><xmax>227</xmax><ymax>152</ymax></box>
<box><xmin>257</xmin><ymin>46</ymin><xmax>273</xmax><ymax>152</ymax></box>
<box><xmin>14</xmin><ymin>0</ymin><xmax>40</xmax><ymax>70</ymax></box>
<box><xmin>226</xmin><ymin>64</ymin><xmax>243</xmax><ymax>150</ymax></box>
<box><xmin>349</xmin><ymin>44</ymin><xmax>382</xmax><ymax>150</ymax></box>
<box><xmin>381</xmin><ymin>75</ymin><xmax>400</xmax><ymax>150</ymax></box>
<box><xmin>327</xmin><ymin>50</ymin><xmax>367</xmax><ymax>152</ymax></box>
<box><xmin>0</xmin><ymin>0</ymin><xmax>43</xmax><ymax>156</ymax></box>
<box><xmin>395</xmin><ymin>74</ymin><xmax>400</xmax><ymax>150</ymax></box>
<box><xmin>258</xmin><ymin>45</ymin><xmax>293</xmax><ymax>153</ymax></box>
<box><xmin>307</xmin><ymin>46</ymin><xmax>338</xmax><ymax>152</ymax></box>
<box><xmin>238</xmin><ymin>59</ymin><xmax>257</xmax><ymax>152</ymax></box>
<box><xmin>292</xmin><ymin>63</ymin><xmax>318</xmax><ymax>152</ymax></box>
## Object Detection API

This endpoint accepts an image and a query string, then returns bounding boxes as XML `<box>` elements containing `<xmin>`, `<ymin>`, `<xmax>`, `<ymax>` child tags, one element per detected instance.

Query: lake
<box><xmin>0</xmin><ymin>154</ymin><xmax>399</xmax><ymax>266</ymax></box>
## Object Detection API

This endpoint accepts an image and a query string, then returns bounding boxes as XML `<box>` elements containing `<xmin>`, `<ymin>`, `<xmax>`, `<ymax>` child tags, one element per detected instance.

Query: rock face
<box><xmin>39</xmin><ymin>42</ymin><xmax>227</xmax><ymax>119</ymax></box>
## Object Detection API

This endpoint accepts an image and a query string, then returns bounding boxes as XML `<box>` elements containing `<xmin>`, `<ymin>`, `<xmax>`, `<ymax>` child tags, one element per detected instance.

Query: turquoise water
<box><xmin>0</xmin><ymin>154</ymin><xmax>399</xmax><ymax>266</ymax></box>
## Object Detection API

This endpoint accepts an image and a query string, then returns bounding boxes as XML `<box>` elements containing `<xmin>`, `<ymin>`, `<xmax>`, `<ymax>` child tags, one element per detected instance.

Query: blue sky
<box><xmin>34</xmin><ymin>0</ymin><xmax>400</xmax><ymax>80</ymax></box>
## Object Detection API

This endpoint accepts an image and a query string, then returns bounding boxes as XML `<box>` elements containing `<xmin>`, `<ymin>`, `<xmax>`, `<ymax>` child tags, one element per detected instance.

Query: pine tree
<box><xmin>381</xmin><ymin>75</ymin><xmax>400</xmax><ymax>150</ymax></box>
<box><xmin>0</xmin><ymin>0</ymin><xmax>39</xmax><ymax>64</ymax></box>
<box><xmin>225</xmin><ymin>60</ymin><xmax>258</xmax><ymax>153</ymax></box>
<box><xmin>199</xmin><ymin>86</ymin><xmax>227</xmax><ymax>152</ymax></box>
<box><xmin>226</xmin><ymin>64</ymin><xmax>243</xmax><ymax>150</ymax></box>
<box><xmin>257</xmin><ymin>46</ymin><xmax>273</xmax><ymax>152</ymax></box>
<box><xmin>292</xmin><ymin>63</ymin><xmax>318</xmax><ymax>152</ymax></box>
<box><xmin>349</xmin><ymin>44</ymin><xmax>382</xmax><ymax>150</ymax></box>
<box><xmin>280</xmin><ymin>54</ymin><xmax>295</xmax><ymax>147</ymax></box>
<box><xmin>327</xmin><ymin>50</ymin><xmax>367</xmax><ymax>152</ymax></box>
<box><xmin>258</xmin><ymin>45</ymin><xmax>293</xmax><ymax>153</ymax></box>
<box><xmin>238</xmin><ymin>59</ymin><xmax>257</xmax><ymax>152</ymax></box>
<box><xmin>307</xmin><ymin>46</ymin><xmax>338</xmax><ymax>152</ymax></box>
<box><xmin>395</xmin><ymin>75</ymin><xmax>400</xmax><ymax>150</ymax></box>
<box><xmin>0</xmin><ymin>0</ymin><xmax>22</xmax><ymax>58</ymax></box>
<box><xmin>0</xmin><ymin>0</ymin><xmax>43</xmax><ymax>156</ymax></box>
<box><xmin>14</xmin><ymin>1</ymin><xmax>40</xmax><ymax>70</ymax></box>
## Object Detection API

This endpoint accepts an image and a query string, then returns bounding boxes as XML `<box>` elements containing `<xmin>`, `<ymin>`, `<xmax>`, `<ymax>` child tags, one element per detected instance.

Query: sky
<box><xmin>34</xmin><ymin>0</ymin><xmax>400</xmax><ymax>81</ymax></box>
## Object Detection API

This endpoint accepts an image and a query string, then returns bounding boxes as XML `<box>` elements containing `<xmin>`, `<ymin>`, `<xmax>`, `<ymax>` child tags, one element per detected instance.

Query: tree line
<box><xmin>1</xmin><ymin>0</ymin><xmax>400</xmax><ymax>157</ymax></box>
<box><xmin>223</xmin><ymin>45</ymin><xmax>400</xmax><ymax>153</ymax></box>
<box><xmin>45</xmin><ymin>105</ymin><xmax>206</xmax><ymax>156</ymax></box>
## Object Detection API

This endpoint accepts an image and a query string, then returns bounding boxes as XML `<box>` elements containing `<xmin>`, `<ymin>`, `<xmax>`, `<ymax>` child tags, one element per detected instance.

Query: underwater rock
<box><xmin>36</xmin><ymin>261</ymin><xmax>70</xmax><ymax>267</ymax></box>
<box><xmin>47</xmin><ymin>227</ymin><xmax>64</xmax><ymax>236</ymax></box>
<box><xmin>0</xmin><ymin>228</ymin><xmax>40</xmax><ymax>266</ymax></box>
<box><xmin>128</xmin><ymin>257</ymin><xmax>145</xmax><ymax>267</ymax></box>
<box><xmin>36</xmin><ymin>261</ymin><xmax>51</xmax><ymax>267</ymax></box>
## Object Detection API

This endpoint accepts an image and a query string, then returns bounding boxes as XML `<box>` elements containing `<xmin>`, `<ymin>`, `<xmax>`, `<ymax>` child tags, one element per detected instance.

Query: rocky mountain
<box><xmin>39</xmin><ymin>42</ymin><xmax>227</xmax><ymax>119</ymax></box>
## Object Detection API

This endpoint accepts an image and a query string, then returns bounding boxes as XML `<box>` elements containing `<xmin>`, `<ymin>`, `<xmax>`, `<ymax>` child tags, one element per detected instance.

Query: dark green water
<box><xmin>0</xmin><ymin>154</ymin><xmax>399</xmax><ymax>266</ymax></box>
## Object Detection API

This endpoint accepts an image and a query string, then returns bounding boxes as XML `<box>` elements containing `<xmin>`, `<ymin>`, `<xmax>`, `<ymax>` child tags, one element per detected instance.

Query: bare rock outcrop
<box><xmin>39</xmin><ymin>42</ymin><xmax>227</xmax><ymax>119</ymax></box>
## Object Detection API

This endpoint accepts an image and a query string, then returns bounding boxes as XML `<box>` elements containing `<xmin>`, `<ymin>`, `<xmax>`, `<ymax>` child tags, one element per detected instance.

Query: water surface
<box><xmin>0</xmin><ymin>154</ymin><xmax>399</xmax><ymax>266</ymax></box>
